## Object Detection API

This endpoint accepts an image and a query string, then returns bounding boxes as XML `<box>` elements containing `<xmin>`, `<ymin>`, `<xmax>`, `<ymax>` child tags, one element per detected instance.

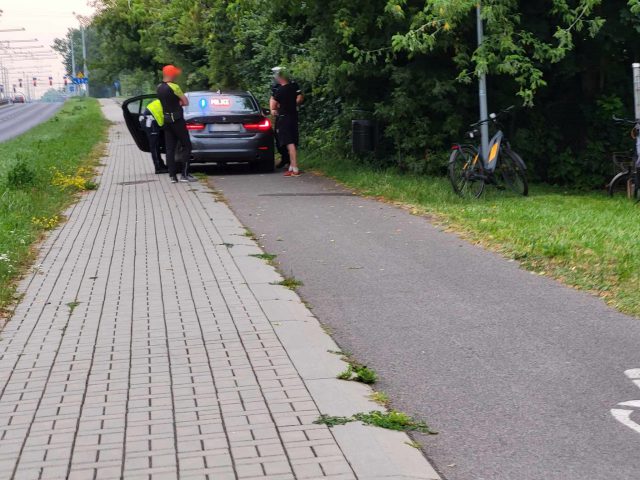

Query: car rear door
<box><xmin>122</xmin><ymin>94</ymin><xmax>158</xmax><ymax>152</ymax></box>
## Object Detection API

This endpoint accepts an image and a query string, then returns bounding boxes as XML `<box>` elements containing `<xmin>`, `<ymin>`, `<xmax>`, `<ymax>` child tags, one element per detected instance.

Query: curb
<box><xmin>213</xmin><ymin>187</ymin><xmax>442</xmax><ymax>480</ymax></box>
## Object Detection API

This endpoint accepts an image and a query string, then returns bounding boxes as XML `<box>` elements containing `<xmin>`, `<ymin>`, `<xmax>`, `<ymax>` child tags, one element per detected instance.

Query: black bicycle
<box><xmin>608</xmin><ymin>116</ymin><xmax>640</xmax><ymax>199</ymax></box>
<box><xmin>448</xmin><ymin>106</ymin><xmax>528</xmax><ymax>198</ymax></box>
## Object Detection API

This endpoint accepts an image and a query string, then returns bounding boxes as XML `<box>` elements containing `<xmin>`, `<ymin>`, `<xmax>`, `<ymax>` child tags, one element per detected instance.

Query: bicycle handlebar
<box><xmin>470</xmin><ymin>105</ymin><xmax>515</xmax><ymax>128</ymax></box>
<box><xmin>612</xmin><ymin>115</ymin><xmax>638</xmax><ymax>125</ymax></box>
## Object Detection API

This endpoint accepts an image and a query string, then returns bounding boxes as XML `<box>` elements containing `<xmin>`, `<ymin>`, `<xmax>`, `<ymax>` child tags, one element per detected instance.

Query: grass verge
<box><xmin>304</xmin><ymin>152</ymin><xmax>640</xmax><ymax>318</ymax></box>
<box><xmin>0</xmin><ymin>98</ymin><xmax>108</xmax><ymax>319</ymax></box>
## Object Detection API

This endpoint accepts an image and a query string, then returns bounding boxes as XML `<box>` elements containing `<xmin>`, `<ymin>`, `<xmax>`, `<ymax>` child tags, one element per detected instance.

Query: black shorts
<box><xmin>276</xmin><ymin>115</ymin><xmax>299</xmax><ymax>147</ymax></box>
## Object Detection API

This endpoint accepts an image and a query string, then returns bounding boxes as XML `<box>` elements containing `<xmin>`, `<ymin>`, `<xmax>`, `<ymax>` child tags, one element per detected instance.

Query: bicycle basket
<box><xmin>612</xmin><ymin>152</ymin><xmax>635</xmax><ymax>173</ymax></box>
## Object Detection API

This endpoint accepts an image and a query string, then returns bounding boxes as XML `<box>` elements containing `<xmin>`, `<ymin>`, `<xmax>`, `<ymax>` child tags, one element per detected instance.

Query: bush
<box><xmin>5</xmin><ymin>157</ymin><xmax>37</xmax><ymax>189</ymax></box>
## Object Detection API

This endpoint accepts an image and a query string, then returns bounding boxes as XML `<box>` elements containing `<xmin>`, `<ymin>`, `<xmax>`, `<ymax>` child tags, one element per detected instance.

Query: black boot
<box><xmin>180</xmin><ymin>162</ymin><xmax>197</xmax><ymax>182</ymax></box>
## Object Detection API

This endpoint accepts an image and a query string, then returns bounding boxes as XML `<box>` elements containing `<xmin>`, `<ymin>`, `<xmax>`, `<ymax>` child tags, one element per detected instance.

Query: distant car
<box><xmin>12</xmin><ymin>95</ymin><xmax>25</xmax><ymax>103</ymax></box>
<box><xmin>123</xmin><ymin>90</ymin><xmax>275</xmax><ymax>172</ymax></box>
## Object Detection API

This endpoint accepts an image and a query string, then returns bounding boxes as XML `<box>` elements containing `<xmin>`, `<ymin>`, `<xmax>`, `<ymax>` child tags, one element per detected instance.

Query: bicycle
<box><xmin>448</xmin><ymin>106</ymin><xmax>528</xmax><ymax>198</ymax></box>
<box><xmin>607</xmin><ymin>116</ymin><xmax>640</xmax><ymax>199</ymax></box>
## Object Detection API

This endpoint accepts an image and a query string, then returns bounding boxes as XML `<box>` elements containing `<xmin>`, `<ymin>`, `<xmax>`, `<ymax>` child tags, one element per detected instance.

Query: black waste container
<box><xmin>352</xmin><ymin>119</ymin><xmax>376</xmax><ymax>153</ymax></box>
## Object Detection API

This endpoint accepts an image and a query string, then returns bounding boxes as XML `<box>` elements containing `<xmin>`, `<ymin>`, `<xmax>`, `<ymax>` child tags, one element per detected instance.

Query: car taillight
<box><xmin>186</xmin><ymin>122</ymin><xmax>205</xmax><ymax>131</ymax></box>
<box><xmin>243</xmin><ymin>118</ymin><xmax>271</xmax><ymax>132</ymax></box>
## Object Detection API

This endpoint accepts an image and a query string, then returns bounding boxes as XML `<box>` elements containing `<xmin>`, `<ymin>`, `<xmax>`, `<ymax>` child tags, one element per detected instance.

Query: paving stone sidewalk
<box><xmin>0</xmin><ymin>100</ymin><xmax>440</xmax><ymax>480</ymax></box>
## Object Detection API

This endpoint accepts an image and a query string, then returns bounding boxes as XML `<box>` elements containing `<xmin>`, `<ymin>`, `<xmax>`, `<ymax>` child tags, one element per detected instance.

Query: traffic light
<box><xmin>32</xmin><ymin>77</ymin><xmax>36</xmax><ymax>87</ymax></box>
<box><xmin>49</xmin><ymin>77</ymin><xmax>53</xmax><ymax>86</ymax></box>
<box><xmin>18</xmin><ymin>79</ymin><xmax>22</xmax><ymax>88</ymax></box>
<box><xmin>13</xmin><ymin>85</ymin><xmax>16</xmax><ymax>93</ymax></box>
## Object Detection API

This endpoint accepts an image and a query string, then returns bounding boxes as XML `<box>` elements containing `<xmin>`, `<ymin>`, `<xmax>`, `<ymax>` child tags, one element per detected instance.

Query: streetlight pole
<box><xmin>74</xmin><ymin>13</ymin><xmax>90</xmax><ymax>97</ymax></box>
<box><xmin>80</xmin><ymin>25</ymin><xmax>88</xmax><ymax>96</ymax></box>
<box><xmin>476</xmin><ymin>2</ymin><xmax>490</xmax><ymax>161</ymax></box>
<box><xmin>70</xmin><ymin>36</ymin><xmax>76</xmax><ymax>94</ymax></box>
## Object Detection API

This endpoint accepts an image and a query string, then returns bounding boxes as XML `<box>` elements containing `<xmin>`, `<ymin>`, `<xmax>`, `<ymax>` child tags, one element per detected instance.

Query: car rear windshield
<box><xmin>187</xmin><ymin>94</ymin><xmax>259</xmax><ymax>114</ymax></box>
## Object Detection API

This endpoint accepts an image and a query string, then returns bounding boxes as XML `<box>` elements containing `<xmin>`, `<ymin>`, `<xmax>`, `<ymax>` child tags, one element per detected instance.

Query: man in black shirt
<box><xmin>157</xmin><ymin>65</ymin><xmax>196</xmax><ymax>183</ymax></box>
<box><xmin>270</xmin><ymin>69</ymin><xmax>304</xmax><ymax>177</ymax></box>
<box><xmin>271</xmin><ymin>67</ymin><xmax>290</xmax><ymax>169</ymax></box>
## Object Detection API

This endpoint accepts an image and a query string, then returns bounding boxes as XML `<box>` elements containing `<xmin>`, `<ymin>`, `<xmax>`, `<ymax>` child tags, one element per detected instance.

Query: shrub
<box><xmin>6</xmin><ymin>157</ymin><xmax>36</xmax><ymax>189</ymax></box>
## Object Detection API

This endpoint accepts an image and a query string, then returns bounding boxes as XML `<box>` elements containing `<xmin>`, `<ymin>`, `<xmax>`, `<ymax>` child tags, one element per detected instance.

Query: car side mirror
<box><xmin>490</xmin><ymin>113</ymin><xmax>497</xmax><ymax>119</ymax></box>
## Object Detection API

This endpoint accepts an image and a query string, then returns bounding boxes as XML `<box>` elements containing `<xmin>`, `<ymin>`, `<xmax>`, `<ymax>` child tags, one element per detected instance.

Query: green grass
<box><xmin>0</xmin><ymin>98</ymin><xmax>108</xmax><ymax>316</ymax></box>
<box><xmin>304</xmin><ymin>152</ymin><xmax>640</xmax><ymax>317</ymax></box>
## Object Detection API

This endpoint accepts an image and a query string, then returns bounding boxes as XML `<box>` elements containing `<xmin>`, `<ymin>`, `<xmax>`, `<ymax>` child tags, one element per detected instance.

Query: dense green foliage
<box><xmin>71</xmin><ymin>0</ymin><xmax>640</xmax><ymax>187</ymax></box>
<box><xmin>0</xmin><ymin>99</ymin><xmax>108</xmax><ymax>312</ymax></box>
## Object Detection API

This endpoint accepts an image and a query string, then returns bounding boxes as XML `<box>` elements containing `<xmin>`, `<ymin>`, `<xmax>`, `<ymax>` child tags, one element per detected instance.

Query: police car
<box><xmin>123</xmin><ymin>90</ymin><xmax>275</xmax><ymax>172</ymax></box>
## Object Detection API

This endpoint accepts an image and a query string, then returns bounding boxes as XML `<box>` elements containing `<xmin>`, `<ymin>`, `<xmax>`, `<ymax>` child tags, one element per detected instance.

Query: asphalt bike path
<box><xmin>0</xmin><ymin>99</ymin><xmax>437</xmax><ymax>479</ymax></box>
<box><xmin>0</xmin><ymin>103</ymin><xmax>62</xmax><ymax>143</ymax></box>
<box><xmin>211</xmin><ymin>168</ymin><xmax>640</xmax><ymax>480</ymax></box>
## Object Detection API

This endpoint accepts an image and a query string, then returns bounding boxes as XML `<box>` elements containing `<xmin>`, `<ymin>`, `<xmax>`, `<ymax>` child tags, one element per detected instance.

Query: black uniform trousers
<box><xmin>164</xmin><ymin>117</ymin><xmax>192</xmax><ymax>177</ymax></box>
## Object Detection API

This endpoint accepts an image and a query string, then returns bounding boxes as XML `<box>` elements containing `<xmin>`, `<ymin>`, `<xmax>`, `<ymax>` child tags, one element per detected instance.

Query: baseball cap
<box><xmin>162</xmin><ymin>65</ymin><xmax>182</xmax><ymax>77</ymax></box>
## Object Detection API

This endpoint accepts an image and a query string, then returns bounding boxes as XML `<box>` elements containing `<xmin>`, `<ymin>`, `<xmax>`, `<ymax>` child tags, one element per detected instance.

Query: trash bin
<box><xmin>352</xmin><ymin>119</ymin><xmax>376</xmax><ymax>153</ymax></box>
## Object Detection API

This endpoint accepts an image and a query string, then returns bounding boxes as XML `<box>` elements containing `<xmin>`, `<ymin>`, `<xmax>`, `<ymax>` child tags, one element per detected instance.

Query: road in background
<box><xmin>207</xmin><ymin>167</ymin><xmax>640</xmax><ymax>480</ymax></box>
<box><xmin>0</xmin><ymin>102</ymin><xmax>62</xmax><ymax>143</ymax></box>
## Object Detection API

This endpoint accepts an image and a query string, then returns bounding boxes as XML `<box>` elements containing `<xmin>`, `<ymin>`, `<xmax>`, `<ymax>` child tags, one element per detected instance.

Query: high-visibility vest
<box><xmin>147</xmin><ymin>99</ymin><xmax>164</xmax><ymax>127</ymax></box>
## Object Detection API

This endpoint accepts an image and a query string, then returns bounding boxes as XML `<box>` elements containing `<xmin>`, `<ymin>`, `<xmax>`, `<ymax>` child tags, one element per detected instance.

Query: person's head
<box><xmin>272</xmin><ymin>66</ymin><xmax>290</xmax><ymax>86</ymax></box>
<box><xmin>162</xmin><ymin>65</ymin><xmax>182</xmax><ymax>83</ymax></box>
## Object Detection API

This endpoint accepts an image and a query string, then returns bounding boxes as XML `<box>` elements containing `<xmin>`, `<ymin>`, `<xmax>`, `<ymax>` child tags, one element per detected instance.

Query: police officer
<box><xmin>270</xmin><ymin>68</ymin><xmax>304</xmax><ymax>177</ymax></box>
<box><xmin>157</xmin><ymin>65</ymin><xmax>196</xmax><ymax>183</ymax></box>
<box><xmin>139</xmin><ymin>99</ymin><xmax>168</xmax><ymax>174</ymax></box>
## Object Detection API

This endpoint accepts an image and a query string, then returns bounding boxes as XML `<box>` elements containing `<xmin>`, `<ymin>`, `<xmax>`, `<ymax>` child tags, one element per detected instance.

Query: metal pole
<box><xmin>477</xmin><ymin>2</ymin><xmax>490</xmax><ymax>161</ymax></box>
<box><xmin>80</xmin><ymin>25</ymin><xmax>89</xmax><ymax>96</ymax></box>
<box><xmin>70</xmin><ymin>36</ymin><xmax>77</xmax><ymax>96</ymax></box>
<box><xmin>632</xmin><ymin>63</ymin><xmax>640</xmax><ymax>178</ymax></box>
<box><xmin>633</xmin><ymin>63</ymin><xmax>640</xmax><ymax>120</ymax></box>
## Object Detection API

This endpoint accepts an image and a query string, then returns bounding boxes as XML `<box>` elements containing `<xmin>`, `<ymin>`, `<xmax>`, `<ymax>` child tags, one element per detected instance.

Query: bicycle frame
<box><xmin>485</xmin><ymin>130</ymin><xmax>504</xmax><ymax>173</ymax></box>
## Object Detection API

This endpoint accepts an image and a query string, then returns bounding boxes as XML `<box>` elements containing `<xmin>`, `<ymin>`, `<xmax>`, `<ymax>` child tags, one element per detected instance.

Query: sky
<box><xmin>0</xmin><ymin>0</ymin><xmax>96</xmax><ymax>98</ymax></box>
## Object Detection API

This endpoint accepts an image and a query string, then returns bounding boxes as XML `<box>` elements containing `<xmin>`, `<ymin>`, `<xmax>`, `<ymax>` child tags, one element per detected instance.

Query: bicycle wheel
<box><xmin>448</xmin><ymin>146</ymin><xmax>485</xmax><ymax>198</ymax></box>
<box><xmin>608</xmin><ymin>172</ymin><xmax>631</xmax><ymax>197</ymax></box>
<box><xmin>498</xmin><ymin>148</ymin><xmax>528</xmax><ymax>196</ymax></box>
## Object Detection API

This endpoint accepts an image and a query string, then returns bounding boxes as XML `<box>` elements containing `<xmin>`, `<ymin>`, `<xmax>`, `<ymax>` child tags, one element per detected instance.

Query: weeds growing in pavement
<box><xmin>315</xmin><ymin>410</ymin><xmax>436</xmax><ymax>434</ymax></box>
<box><xmin>275</xmin><ymin>277</ymin><xmax>303</xmax><ymax>290</ymax></box>
<box><xmin>243</xmin><ymin>228</ymin><xmax>257</xmax><ymax>240</ymax></box>
<box><xmin>66</xmin><ymin>301</ymin><xmax>80</xmax><ymax>314</ymax></box>
<box><xmin>370</xmin><ymin>391</ymin><xmax>390</xmax><ymax>407</ymax></box>
<box><xmin>251</xmin><ymin>253</ymin><xmax>277</xmax><ymax>264</ymax></box>
<box><xmin>337</xmin><ymin>364</ymin><xmax>378</xmax><ymax>384</ymax></box>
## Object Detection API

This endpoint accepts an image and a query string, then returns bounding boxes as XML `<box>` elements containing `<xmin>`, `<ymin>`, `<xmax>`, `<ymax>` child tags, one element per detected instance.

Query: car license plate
<box><xmin>211</xmin><ymin>124</ymin><xmax>241</xmax><ymax>132</ymax></box>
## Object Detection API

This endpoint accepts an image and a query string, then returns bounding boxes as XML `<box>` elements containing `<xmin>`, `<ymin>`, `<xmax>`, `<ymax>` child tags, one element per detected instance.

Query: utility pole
<box><xmin>74</xmin><ymin>13</ymin><xmax>90</xmax><ymax>96</ymax></box>
<box><xmin>80</xmin><ymin>25</ymin><xmax>88</xmax><ymax>96</ymax></box>
<box><xmin>70</xmin><ymin>37</ymin><xmax>77</xmax><ymax>96</ymax></box>
<box><xmin>476</xmin><ymin>2</ymin><xmax>490</xmax><ymax>161</ymax></box>
<box><xmin>633</xmin><ymin>63</ymin><xmax>640</xmax><ymax>120</ymax></box>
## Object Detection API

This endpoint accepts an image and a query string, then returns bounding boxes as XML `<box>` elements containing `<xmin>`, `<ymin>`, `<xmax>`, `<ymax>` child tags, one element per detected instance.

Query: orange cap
<box><xmin>162</xmin><ymin>65</ymin><xmax>182</xmax><ymax>78</ymax></box>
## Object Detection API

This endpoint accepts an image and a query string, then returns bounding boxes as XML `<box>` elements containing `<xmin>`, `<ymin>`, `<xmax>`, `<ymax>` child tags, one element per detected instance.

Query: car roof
<box><xmin>187</xmin><ymin>90</ymin><xmax>252</xmax><ymax>96</ymax></box>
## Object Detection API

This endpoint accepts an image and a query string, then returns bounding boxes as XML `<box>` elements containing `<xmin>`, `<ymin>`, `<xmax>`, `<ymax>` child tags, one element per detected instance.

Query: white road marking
<box><xmin>611</xmin><ymin>370</ymin><xmax>640</xmax><ymax>435</ymax></box>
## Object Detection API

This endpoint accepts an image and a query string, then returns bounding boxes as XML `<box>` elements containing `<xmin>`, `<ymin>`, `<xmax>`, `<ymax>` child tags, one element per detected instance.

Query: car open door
<box><xmin>122</xmin><ymin>94</ymin><xmax>160</xmax><ymax>153</ymax></box>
